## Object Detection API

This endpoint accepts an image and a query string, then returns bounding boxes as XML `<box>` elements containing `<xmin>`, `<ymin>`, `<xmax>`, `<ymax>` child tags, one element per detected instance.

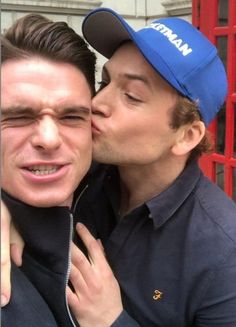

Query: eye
<box><xmin>60</xmin><ymin>115</ymin><xmax>86</xmax><ymax>125</ymax></box>
<box><xmin>125</xmin><ymin>93</ymin><xmax>142</xmax><ymax>103</ymax></box>
<box><xmin>2</xmin><ymin>115</ymin><xmax>34</xmax><ymax>127</ymax></box>
<box><xmin>61</xmin><ymin>115</ymin><xmax>84</xmax><ymax>120</ymax></box>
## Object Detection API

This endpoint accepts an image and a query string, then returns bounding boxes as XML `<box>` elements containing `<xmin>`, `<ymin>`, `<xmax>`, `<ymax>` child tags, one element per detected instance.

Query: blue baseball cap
<box><xmin>82</xmin><ymin>8</ymin><xmax>227</xmax><ymax>125</ymax></box>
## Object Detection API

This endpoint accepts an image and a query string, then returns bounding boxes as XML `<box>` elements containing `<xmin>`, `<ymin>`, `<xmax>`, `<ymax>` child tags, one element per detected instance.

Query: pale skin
<box><xmin>1</xmin><ymin>202</ymin><xmax>23</xmax><ymax>306</ymax></box>
<box><xmin>92</xmin><ymin>42</ymin><xmax>205</xmax><ymax>214</ymax></box>
<box><xmin>67</xmin><ymin>223</ymin><xmax>123</xmax><ymax>327</ymax></box>
<box><xmin>1</xmin><ymin>43</ymin><xmax>205</xmax><ymax>326</ymax></box>
<box><xmin>1</xmin><ymin>58</ymin><xmax>92</xmax><ymax>208</ymax></box>
<box><xmin>1</xmin><ymin>57</ymin><xmax>93</xmax><ymax>306</ymax></box>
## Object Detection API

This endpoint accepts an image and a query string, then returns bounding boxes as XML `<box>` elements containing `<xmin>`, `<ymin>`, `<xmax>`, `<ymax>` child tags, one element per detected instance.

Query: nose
<box><xmin>92</xmin><ymin>86</ymin><xmax>112</xmax><ymax>117</ymax></box>
<box><xmin>31</xmin><ymin>115</ymin><xmax>61</xmax><ymax>151</ymax></box>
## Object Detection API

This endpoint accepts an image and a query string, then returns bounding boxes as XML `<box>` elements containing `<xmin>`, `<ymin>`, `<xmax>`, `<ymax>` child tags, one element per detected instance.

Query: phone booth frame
<box><xmin>192</xmin><ymin>0</ymin><xmax>236</xmax><ymax>201</ymax></box>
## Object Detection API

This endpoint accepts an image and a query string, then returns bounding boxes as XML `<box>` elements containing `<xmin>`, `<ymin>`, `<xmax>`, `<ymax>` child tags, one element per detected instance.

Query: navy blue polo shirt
<box><xmin>76</xmin><ymin>161</ymin><xmax>236</xmax><ymax>327</ymax></box>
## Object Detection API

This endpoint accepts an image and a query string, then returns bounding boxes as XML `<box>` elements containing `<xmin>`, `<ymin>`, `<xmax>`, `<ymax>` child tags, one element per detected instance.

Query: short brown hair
<box><xmin>170</xmin><ymin>96</ymin><xmax>213</xmax><ymax>162</ymax></box>
<box><xmin>1</xmin><ymin>13</ymin><xmax>96</xmax><ymax>94</ymax></box>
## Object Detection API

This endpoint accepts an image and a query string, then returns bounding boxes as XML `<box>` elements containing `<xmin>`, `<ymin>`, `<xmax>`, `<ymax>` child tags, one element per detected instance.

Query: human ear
<box><xmin>171</xmin><ymin>121</ymin><xmax>205</xmax><ymax>156</ymax></box>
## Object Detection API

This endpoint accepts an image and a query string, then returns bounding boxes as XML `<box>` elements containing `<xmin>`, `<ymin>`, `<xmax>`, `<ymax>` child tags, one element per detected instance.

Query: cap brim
<box><xmin>82</xmin><ymin>8</ymin><xmax>135</xmax><ymax>59</ymax></box>
<box><xmin>82</xmin><ymin>8</ymin><xmax>227</xmax><ymax>126</ymax></box>
<box><xmin>82</xmin><ymin>8</ymin><xmax>188</xmax><ymax>96</ymax></box>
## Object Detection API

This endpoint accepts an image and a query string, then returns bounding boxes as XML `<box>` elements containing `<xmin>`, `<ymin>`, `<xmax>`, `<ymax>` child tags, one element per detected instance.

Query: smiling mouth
<box><xmin>25</xmin><ymin>165</ymin><xmax>61</xmax><ymax>175</ymax></box>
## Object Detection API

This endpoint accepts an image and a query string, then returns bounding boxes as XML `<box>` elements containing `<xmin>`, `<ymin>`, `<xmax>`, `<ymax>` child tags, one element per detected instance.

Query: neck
<box><xmin>118</xmin><ymin>156</ymin><xmax>187</xmax><ymax>216</ymax></box>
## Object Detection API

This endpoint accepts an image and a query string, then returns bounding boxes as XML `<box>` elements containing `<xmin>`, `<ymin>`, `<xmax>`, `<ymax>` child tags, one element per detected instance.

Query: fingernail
<box><xmin>76</xmin><ymin>223</ymin><xmax>83</xmax><ymax>230</ymax></box>
<box><xmin>1</xmin><ymin>294</ymin><xmax>8</xmax><ymax>307</ymax></box>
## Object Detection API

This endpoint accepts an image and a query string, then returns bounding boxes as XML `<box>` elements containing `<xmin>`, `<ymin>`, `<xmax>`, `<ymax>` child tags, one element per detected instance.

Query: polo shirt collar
<box><xmin>147</xmin><ymin>160</ymin><xmax>201</xmax><ymax>229</ymax></box>
<box><xmin>104</xmin><ymin>161</ymin><xmax>201</xmax><ymax>228</ymax></box>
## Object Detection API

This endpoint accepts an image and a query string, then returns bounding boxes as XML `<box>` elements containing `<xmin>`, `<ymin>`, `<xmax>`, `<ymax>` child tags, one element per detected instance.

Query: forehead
<box><xmin>1</xmin><ymin>57</ymin><xmax>88</xmax><ymax>88</ymax></box>
<box><xmin>106</xmin><ymin>42</ymin><xmax>153</xmax><ymax>74</ymax></box>
<box><xmin>1</xmin><ymin>58</ymin><xmax>91</xmax><ymax>109</ymax></box>
<box><xmin>106</xmin><ymin>42</ymin><xmax>175</xmax><ymax>92</ymax></box>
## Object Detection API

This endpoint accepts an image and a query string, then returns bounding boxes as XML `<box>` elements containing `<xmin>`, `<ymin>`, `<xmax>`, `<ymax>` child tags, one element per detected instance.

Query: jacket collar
<box><xmin>2</xmin><ymin>190</ymin><xmax>72</xmax><ymax>274</ymax></box>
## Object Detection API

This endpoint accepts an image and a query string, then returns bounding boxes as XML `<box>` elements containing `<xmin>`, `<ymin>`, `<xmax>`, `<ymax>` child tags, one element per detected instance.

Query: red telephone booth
<box><xmin>192</xmin><ymin>0</ymin><xmax>236</xmax><ymax>201</ymax></box>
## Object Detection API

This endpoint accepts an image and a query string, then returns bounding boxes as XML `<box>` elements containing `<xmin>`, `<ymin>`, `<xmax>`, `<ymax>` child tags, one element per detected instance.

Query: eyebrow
<box><xmin>58</xmin><ymin>106</ymin><xmax>91</xmax><ymax>116</ymax></box>
<box><xmin>1</xmin><ymin>106</ymin><xmax>91</xmax><ymax>116</ymax></box>
<box><xmin>1</xmin><ymin>106</ymin><xmax>34</xmax><ymax>116</ymax></box>
<box><xmin>123</xmin><ymin>73</ymin><xmax>150</xmax><ymax>86</ymax></box>
<box><xmin>102</xmin><ymin>65</ymin><xmax>150</xmax><ymax>86</ymax></box>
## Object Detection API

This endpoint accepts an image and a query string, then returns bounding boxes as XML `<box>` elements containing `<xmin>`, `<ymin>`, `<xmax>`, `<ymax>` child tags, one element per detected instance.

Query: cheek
<box><xmin>1</xmin><ymin>146</ymin><xmax>16</xmax><ymax>192</ymax></box>
<box><xmin>109</xmin><ymin>114</ymin><xmax>142</xmax><ymax>140</ymax></box>
<box><xmin>1</xmin><ymin>131</ymin><xmax>32</xmax><ymax>174</ymax></box>
<box><xmin>72</xmin><ymin>132</ymin><xmax>92</xmax><ymax>160</ymax></box>
<box><xmin>72</xmin><ymin>139</ymin><xmax>92</xmax><ymax>182</ymax></box>
<box><xmin>112</xmin><ymin>117</ymin><xmax>155</xmax><ymax>144</ymax></box>
<box><xmin>117</xmin><ymin>119</ymin><xmax>173</xmax><ymax>152</ymax></box>
<box><xmin>79</xmin><ymin>129</ymin><xmax>92</xmax><ymax>148</ymax></box>
<box><xmin>1</xmin><ymin>130</ymin><xmax>20</xmax><ymax>159</ymax></box>
<box><xmin>2</xmin><ymin>126</ymin><xmax>29</xmax><ymax>143</ymax></box>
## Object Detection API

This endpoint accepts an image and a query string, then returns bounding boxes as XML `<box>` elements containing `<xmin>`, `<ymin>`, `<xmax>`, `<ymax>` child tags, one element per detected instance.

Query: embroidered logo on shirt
<box><xmin>153</xmin><ymin>290</ymin><xmax>163</xmax><ymax>300</ymax></box>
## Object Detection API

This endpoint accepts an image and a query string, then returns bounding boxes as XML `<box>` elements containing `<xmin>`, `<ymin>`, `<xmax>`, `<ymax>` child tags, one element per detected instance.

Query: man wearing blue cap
<box><xmin>66</xmin><ymin>8</ymin><xmax>236</xmax><ymax>327</ymax></box>
<box><xmin>2</xmin><ymin>8</ymin><xmax>236</xmax><ymax>327</ymax></box>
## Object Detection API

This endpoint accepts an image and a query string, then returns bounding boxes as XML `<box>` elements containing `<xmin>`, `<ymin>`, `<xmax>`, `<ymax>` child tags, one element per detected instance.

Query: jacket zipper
<box><xmin>72</xmin><ymin>184</ymin><xmax>89</xmax><ymax>215</ymax></box>
<box><xmin>65</xmin><ymin>212</ymin><xmax>76</xmax><ymax>327</ymax></box>
<box><xmin>65</xmin><ymin>184</ymin><xmax>89</xmax><ymax>326</ymax></box>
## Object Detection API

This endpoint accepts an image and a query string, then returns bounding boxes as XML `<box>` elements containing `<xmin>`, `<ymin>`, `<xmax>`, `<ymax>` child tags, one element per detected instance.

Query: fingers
<box><xmin>1</xmin><ymin>201</ymin><xmax>11</xmax><ymax>307</ymax></box>
<box><xmin>70</xmin><ymin>262</ymin><xmax>87</xmax><ymax>298</ymax></box>
<box><xmin>10</xmin><ymin>224</ymin><xmax>24</xmax><ymax>266</ymax></box>
<box><xmin>97</xmin><ymin>239</ymin><xmax>104</xmax><ymax>252</ymax></box>
<box><xmin>71</xmin><ymin>242</ymin><xmax>98</xmax><ymax>291</ymax></box>
<box><xmin>75</xmin><ymin>223</ymin><xmax>112</xmax><ymax>272</ymax></box>
<box><xmin>1</xmin><ymin>202</ymin><xmax>24</xmax><ymax>307</ymax></box>
<box><xmin>68</xmin><ymin>226</ymin><xmax>123</xmax><ymax>326</ymax></box>
<box><xmin>66</xmin><ymin>286</ymin><xmax>80</xmax><ymax>318</ymax></box>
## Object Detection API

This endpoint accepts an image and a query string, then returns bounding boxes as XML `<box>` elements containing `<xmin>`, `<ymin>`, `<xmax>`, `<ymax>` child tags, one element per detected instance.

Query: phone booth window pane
<box><xmin>216</xmin><ymin>36</ymin><xmax>227</xmax><ymax>156</ymax></box>
<box><xmin>218</xmin><ymin>0</ymin><xmax>228</xmax><ymax>26</ymax></box>
<box><xmin>217</xmin><ymin>36</ymin><xmax>227</xmax><ymax>71</ymax></box>
<box><xmin>216</xmin><ymin>163</ymin><xmax>224</xmax><ymax>190</ymax></box>
<box><xmin>216</xmin><ymin>105</ymin><xmax>226</xmax><ymax>155</ymax></box>
<box><xmin>234</xmin><ymin>104</ymin><xmax>236</xmax><ymax>158</ymax></box>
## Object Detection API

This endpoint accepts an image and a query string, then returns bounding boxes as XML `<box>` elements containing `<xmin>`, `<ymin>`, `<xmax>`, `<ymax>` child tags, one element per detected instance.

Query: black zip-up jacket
<box><xmin>1</xmin><ymin>191</ymin><xmax>78</xmax><ymax>327</ymax></box>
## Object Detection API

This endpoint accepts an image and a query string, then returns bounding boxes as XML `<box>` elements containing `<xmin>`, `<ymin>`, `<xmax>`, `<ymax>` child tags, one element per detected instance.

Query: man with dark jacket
<box><xmin>1</xmin><ymin>13</ymin><xmax>96</xmax><ymax>326</ymax></box>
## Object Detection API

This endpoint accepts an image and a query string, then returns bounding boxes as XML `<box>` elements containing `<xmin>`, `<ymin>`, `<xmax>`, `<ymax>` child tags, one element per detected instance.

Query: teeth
<box><xmin>28</xmin><ymin>165</ymin><xmax>59</xmax><ymax>175</ymax></box>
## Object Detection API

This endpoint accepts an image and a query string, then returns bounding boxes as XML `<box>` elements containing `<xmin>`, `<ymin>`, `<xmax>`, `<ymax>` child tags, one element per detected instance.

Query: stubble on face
<box><xmin>1</xmin><ymin>58</ymin><xmax>92</xmax><ymax>207</ymax></box>
<box><xmin>91</xmin><ymin>43</ymin><xmax>179</xmax><ymax>167</ymax></box>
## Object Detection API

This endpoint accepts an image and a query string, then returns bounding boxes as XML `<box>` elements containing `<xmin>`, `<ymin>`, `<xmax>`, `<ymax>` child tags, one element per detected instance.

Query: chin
<box><xmin>18</xmin><ymin>193</ymin><xmax>72</xmax><ymax>208</ymax></box>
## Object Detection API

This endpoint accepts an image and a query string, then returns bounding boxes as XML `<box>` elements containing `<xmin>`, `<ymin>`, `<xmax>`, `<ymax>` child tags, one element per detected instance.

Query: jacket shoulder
<box><xmin>2</xmin><ymin>263</ymin><xmax>58</xmax><ymax>327</ymax></box>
